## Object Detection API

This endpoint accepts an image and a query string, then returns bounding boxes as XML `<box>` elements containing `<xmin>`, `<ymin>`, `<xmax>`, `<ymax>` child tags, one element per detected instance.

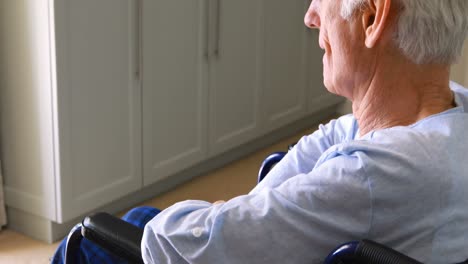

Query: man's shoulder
<box><xmin>320</xmin><ymin>126</ymin><xmax>445</xmax><ymax>170</ymax></box>
<box><xmin>451</xmin><ymin>80</ymin><xmax>468</xmax><ymax>111</ymax></box>
<box><xmin>328</xmin><ymin>118</ymin><xmax>467</xmax><ymax>178</ymax></box>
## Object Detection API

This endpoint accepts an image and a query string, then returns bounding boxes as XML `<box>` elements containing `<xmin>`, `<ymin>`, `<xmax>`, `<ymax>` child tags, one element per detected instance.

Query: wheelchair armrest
<box><xmin>82</xmin><ymin>212</ymin><xmax>144</xmax><ymax>264</ymax></box>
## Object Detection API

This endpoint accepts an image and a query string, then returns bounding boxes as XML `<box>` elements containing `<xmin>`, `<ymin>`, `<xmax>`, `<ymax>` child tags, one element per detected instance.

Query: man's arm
<box><xmin>250</xmin><ymin>115</ymin><xmax>358</xmax><ymax>194</ymax></box>
<box><xmin>142</xmin><ymin>150</ymin><xmax>372</xmax><ymax>264</ymax></box>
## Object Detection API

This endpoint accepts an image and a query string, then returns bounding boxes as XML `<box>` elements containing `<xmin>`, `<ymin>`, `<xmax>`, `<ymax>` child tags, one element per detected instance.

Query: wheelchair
<box><xmin>63</xmin><ymin>148</ymin><xmax>465</xmax><ymax>264</ymax></box>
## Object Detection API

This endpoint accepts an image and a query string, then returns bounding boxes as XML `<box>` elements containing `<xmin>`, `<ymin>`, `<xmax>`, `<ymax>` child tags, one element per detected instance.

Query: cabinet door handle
<box><xmin>204</xmin><ymin>0</ymin><xmax>210</xmax><ymax>59</ymax></box>
<box><xmin>207</xmin><ymin>0</ymin><xmax>220</xmax><ymax>59</ymax></box>
<box><xmin>135</xmin><ymin>0</ymin><xmax>142</xmax><ymax>79</ymax></box>
<box><xmin>213</xmin><ymin>0</ymin><xmax>220</xmax><ymax>57</ymax></box>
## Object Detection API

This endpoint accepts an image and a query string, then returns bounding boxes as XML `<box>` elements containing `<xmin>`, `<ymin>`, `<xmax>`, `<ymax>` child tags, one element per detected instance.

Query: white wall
<box><xmin>0</xmin><ymin>161</ymin><xmax>5</xmax><ymax>229</ymax></box>
<box><xmin>337</xmin><ymin>100</ymin><xmax>353</xmax><ymax>115</ymax></box>
<box><xmin>451</xmin><ymin>43</ymin><xmax>468</xmax><ymax>87</ymax></box>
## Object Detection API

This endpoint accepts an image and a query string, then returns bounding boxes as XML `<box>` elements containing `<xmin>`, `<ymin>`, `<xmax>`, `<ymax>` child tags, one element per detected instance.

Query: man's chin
<box><xmin>323</xmin><ymin>80</ymin><xmax>337</xmax><ymax>95</ymax></box>
<box><xmin>323</xmin><ymin>79</ymin><xmax>347</xmax><ymax>98</ymax></box>
<box><xmin>327</xmin><ymin>89</ymin><xmax>341</xmax><ymax>97</ymax></box>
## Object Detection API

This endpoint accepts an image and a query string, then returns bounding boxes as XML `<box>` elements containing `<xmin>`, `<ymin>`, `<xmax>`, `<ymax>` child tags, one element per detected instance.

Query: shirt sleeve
<box><xmin>250</xmin><ymin>115</ymin><xmax>358</xmax><ymax>194</ymax></box>
<box><xmin>142</xmin><ymin>150</ymin><xmax>372</xmax><ymax>264</ymax></box>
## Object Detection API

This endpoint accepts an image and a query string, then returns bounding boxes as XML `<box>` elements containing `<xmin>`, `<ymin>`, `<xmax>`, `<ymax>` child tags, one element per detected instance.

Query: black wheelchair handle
<box><xmin>82</xmin><ymin>212</ymin><xmax>144</xmax><ymax>264</ymax></box>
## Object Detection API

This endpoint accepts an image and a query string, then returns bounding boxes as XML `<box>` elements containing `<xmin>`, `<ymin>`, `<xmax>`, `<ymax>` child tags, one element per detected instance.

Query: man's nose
<box><xmin>304</xmin><ymin>0</ymin><xmax>320</xmax><ymax>29</ymax></box>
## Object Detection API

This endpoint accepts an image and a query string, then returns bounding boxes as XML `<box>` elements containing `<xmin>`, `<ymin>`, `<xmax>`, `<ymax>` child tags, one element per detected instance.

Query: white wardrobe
<box><xmin>0</xmin><ymin>0</ymin><xmax>342</xmax><ymax>242</ymax></box>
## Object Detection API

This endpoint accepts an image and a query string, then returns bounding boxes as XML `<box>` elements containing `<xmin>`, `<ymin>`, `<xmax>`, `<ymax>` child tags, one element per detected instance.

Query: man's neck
<box><xmin>352</xmin><ymin>61</ymin><xmax>454</xmax><ymax>137</ymax></box>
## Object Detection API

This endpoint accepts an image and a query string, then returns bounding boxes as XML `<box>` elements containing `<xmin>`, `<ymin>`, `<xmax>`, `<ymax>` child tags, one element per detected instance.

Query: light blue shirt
<box><xmin>142</xmin><ymin>82</ymin><xmax>468</xmax><ymax>264</ymax></box>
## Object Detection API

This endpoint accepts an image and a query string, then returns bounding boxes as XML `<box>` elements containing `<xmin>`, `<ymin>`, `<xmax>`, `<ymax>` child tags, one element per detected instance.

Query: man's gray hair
<box><xmin>341</xmin><ymin>0</ymin><xmax>468</xmax><ymax>65</ymax></box>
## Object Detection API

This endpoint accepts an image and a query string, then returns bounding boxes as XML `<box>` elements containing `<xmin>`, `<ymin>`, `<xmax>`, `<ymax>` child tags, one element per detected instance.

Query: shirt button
<box><xmin>192</xmin><ymin>227</ymin><xmax>203</xmax><ymax>238</ymax></box>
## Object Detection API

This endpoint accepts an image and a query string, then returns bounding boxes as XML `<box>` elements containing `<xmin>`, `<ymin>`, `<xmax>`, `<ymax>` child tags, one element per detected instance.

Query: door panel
<box><xmin>55</xmin><ymin>0</ymin><xmax>141</xmax><ymax>222</ymax></box>
<box><xmin>142</xmin><ymin>0</ymin><xmax>208</xmax><ymax>185</ymax></box>
<box><xmin>262</xmin><ymin>0</ymin><xmax>309</xmax><ymax>132</ymax></box>
<box><xmin>208</xmin><ymin>0</ymin><xmax>262</xmax><ymax>156</ymax></box>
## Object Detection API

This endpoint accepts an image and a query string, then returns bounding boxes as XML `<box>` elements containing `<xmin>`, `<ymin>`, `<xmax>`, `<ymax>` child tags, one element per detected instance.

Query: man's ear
<box><xmin>362</xmin><ymin>0</ymin><xmax>392</xmax><ymax>48</ymax></box>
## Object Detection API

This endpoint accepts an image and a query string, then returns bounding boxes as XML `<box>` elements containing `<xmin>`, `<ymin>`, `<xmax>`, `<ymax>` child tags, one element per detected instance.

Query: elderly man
<box><xmin>52</xmin><ymin>0</ymin><xmax>468</xmax><ymax>263</ymax></box>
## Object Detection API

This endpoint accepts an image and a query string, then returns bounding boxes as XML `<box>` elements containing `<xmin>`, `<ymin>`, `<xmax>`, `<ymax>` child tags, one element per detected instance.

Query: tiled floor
<box><xmin>0</xmin><ymin>122</ymin><xmax>324</xmax><ymax>264</ymax></box>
